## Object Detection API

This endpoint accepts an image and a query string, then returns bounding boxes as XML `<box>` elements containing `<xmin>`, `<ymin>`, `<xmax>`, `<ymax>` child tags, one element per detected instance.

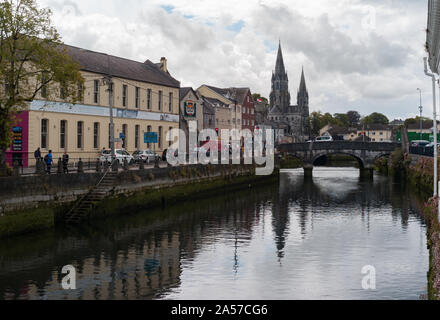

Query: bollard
<box><xmin>78</xmin><ymin>158</ymin><xmax>84</xmax><ymax>173</ymax></box>
<box><xmin>96</xmin><ymin>159</ymin><xmax>102</xmax><ymax>173</ymax></box>
<box><xmin>123</xmin><ymin>158</ymin><xmax>129</xmax><ymax>171</ymax></box>
<box><xmin>12</xmin><ymin>160</ymin><xmax>19</xmax><ymax>176</ymax></box>
<box><xmin>155</xmin><ymin>157</ymin><xmax>160</xmax><ymax>169</ymax></box>
<box><xmin>139</xmin><ymin>160</ymin><xmax>145</xmax><ymax>170</ymax></box>
<box><xmin>57</xmin><ymin>158</ymin><xmax>63</xmax><ymax>174</ymax></box>
<box><xmin>35</xmin><ymin>159</ymin><xmax>40</xmax><ymax>174</ymax></box>
<box><xmin>112</xmin><ymin>159</ymin><xmax>119</xmax><ymax>172</ymax></box>
<box><xmin>38</xmin><ymin>158</ymin><xmax>45</xmax><ymax>175</ymax></box>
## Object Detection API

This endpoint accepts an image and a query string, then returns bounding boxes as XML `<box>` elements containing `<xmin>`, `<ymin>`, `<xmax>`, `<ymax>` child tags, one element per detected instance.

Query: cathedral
<box><xmin>268</xmin><ymin>42</ymin><xmax>310</xmax><ymax>142</ymax></box>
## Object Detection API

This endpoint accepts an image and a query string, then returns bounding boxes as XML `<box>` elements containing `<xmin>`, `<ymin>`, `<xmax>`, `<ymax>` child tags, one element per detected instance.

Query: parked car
<box><xmin>426</xmin><ymin>142</ymin><xmax>440</xmax><ymax>149</ymax></box>
<box><xmin>411</xmin><ymin>140</ymin><xmax>431</xmax><ymax>147</ymax></box>
<box><xmin>162</xmin><ymin>148</ymin><xmax>178</xmax><ymax>161</ymax></box>
<box><xmin>100</xmin><ymin>149</ymin><xmax>134</xmax><ymax>165</ymax></box>
<box><xmin>133</xmin><ymin>150</ymin><xmax>161</xmax><ymax>164</ymax></box>
<box><xmin>315</xmin><ymin>136</ymin><xmax>333</xmax><ymax>142</ymax></box>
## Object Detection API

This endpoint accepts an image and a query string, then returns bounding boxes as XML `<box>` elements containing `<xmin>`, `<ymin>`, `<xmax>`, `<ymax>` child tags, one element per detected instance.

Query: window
<box><xmin>77</xmin><ymin>121</ymin><xmax>83</xmax><ymax>149</ymax></box>
<box><xmin>41</xmin><ymin>119</ymin><xmax>48</xmax><ymax>149</ymax></box>
<box><xmin>147</xmin><ymin>89</ymin><xmax>151</xmax><ymax>110</ymax></box>
<box><xmin>60</xmin><ymin>120</ymin><xmax>67</xmax><ymax>149</ymax></box>
<box><xmin>77</xmin><ymin>83</ymin><xmax>83</xmax><ymax>102</ymax></box>
<box><xmin>169</xmin><ymin>92</ymin><xmax>173</xmax><ymax>112</ymax></box>
<box><xmin>122</xmin><ymin>124</ymin><xmax>127</xmax><ymax>149</ymax></box>
<box><xmin>158</xmin><ymin>91</ymin><xmax>162</xmax><ymax>111</ymax></box>
<box><xmin>94</xmin><ymin>122</ymin><xmax>100</xmax><ymax>149</ymax></box>
<box><xmin>122</xmin><ymin>85</ymin><xmax>128</xmax><ymax>107</ymax></box>
<box><xmin>94</xmin><ymin>80</ymin><xmax>99</xmax><ymax>104</ymax></box>
<box><xmin>135</xmin><ymin>87</ymin><xmax>140</xmax><ymax>109</ymax></box>
<box><xmin>243</xmin><ymin>119</ymin><xmax>246</xmax><ymax>126</ymax></box>
<box><xmin>159</xmin><ymin>126</ymin><xmax>163</xmax><ymax>149</ymax></box>
<box><xmin>135</xmin><ymin>125</ymin><xmax>140</xmax><ymax>149</ymax></box>
<box><xmin>147</xmin><ymin>125</ymin><xmax>152</xmax><ymax>148</ymax></box>
<box><xmin>159</xmin><ymin>91</ymin><xmax>162</xmax><ymax>111</ymax></box>
<box><xmin>169</xmin><ymin>126</ymin><xmax>173</xmax><ymax>147</ymax></box>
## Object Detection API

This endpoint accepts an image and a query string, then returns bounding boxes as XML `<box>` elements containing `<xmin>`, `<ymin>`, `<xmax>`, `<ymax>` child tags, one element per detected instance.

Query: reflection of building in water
<box><xmin>272</xmin><ymin>176</ymin><xmax>291</xmax><ymax>260</ymax></box>
<box><xmin>22</xmin><ymin>232</ymin><xmax>181</xmax><ymax>300</ymax></box>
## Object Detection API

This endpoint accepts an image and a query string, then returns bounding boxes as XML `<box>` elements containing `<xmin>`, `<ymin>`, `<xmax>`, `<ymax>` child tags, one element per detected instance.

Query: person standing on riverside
<box><xmin>62</xmin><ymin>151</ymin><xmax>69</xmax><ymax>174</ymax></box>
<box><xmin>34</xmin><ymin>147</ymin><xmax>41</xmax><ymax>160</ymax></box>
<box><xmin>44</xmin><ymin>150</ymin><xmax>53</xmax><ymax>174</ymax></box>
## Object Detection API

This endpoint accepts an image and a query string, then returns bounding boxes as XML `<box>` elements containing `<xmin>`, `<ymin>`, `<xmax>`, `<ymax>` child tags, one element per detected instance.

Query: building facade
<box><xmin>197</xmin><ymin>85</ymin><xmax>242</xmax><ymax>132</ymax></box>
<box><xmin>268</xmin><ymin>42</ymin><xmax>310</xmax><ymax>142</ymax></box>
<box><xmin>6</xmin><ymin>45</ymin><xmax>180</xmax><ymax>167</ymax></box>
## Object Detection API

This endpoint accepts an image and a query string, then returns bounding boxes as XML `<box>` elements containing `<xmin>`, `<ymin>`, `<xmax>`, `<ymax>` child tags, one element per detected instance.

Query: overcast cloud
<box><xmin>40</xmin><ymin>0</ymin><xmax>431</xmax><ymax>120</ymax></box>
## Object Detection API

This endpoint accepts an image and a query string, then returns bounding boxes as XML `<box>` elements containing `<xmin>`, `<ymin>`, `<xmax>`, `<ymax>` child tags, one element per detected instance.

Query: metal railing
<box><xmin>409</xmin><ymin>146</ymin><xmax>435</xmax><ymax>157</ymax></box>
<box><xmin>65</xmin><ymin>158</ymin><xmax>118</xmax><ymax>221</ymax></box>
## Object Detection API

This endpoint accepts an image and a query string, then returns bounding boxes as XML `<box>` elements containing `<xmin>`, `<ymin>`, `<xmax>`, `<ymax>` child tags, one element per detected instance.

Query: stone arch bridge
<box><xmin>278</xmin><ymin>141</ymin><xmax>402</xmax><ymax>178</ymax></box>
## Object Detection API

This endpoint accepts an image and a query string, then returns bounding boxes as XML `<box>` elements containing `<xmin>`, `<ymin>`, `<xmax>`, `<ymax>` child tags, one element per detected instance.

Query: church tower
<box><xmin>297</xmin><ymin>67</ymin><xmax>310</xmax><ymax>138</ymax></box>
<box><xmin>270</xmin><ymin>42</ymin><xmax>290</xmax><ymax>114</ymax></box>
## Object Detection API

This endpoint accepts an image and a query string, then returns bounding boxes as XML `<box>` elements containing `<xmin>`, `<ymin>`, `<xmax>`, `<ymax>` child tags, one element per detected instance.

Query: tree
<box><xmin>347</xmin><ymin>110</ymin><xmax>361</xmax><ymax>127</ymax></box>
<box><xmin>252</xmin><ymin>93</ymin><xmax>268</xmax><ymax>105</ymax></box>
<box><xmin>0</xmin><ymin>0</ymin><xmax>83</xmax><ymax>174</ymax></box>
<box><xmin>309</xmin><ymin>111</ymin><xmax>324</xmax><ymax>137</ymax></box>
<box><xmin>334</xmin><ymin>113</ymin><xmax>350</xmax><ymax>127</ymax></box>
<box><xmin>361</xmin><ymin>112</ymin><xmax>389</xmax><ymax>125</ymax></box>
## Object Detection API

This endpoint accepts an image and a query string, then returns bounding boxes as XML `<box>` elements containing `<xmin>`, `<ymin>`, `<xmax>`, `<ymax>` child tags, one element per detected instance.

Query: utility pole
<box><xmin>105</xmin><ymin>55</ymin><xmax>115</xmax><ymax>162</ymax></box>
<box><xmin>104</xmin><ymin>75</ymin><xmax>115</xmax><ymax>161</ymax></box>
<box><xmin>417</xmin><ymin>88</ymin><xmax>423</xmax><ymax>140</ymax></box>
<box><xmin>424</xmin><ymin>57</ymin><xmax>438</xmax><ymax>199</ymax></box>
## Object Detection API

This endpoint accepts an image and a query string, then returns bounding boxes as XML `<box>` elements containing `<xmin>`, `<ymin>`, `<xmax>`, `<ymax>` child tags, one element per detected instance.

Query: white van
<box><xmin>315</xmin><ymin>136</ymin><xmax>333</xmax><ymax>142</ymax></box>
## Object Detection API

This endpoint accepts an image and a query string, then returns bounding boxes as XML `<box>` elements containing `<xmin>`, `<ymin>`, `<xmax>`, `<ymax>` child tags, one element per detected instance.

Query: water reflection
<box><xmin>0</xmin><ymin>168</ymin><xmax>429</xmax><ymax>300</ymax></box>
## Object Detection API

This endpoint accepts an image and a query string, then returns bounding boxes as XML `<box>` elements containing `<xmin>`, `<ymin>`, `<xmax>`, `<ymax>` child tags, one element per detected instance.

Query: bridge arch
<box><xmin>311</xmin><ymin>151</ymin><xmax>365</xmax><ymax>169</ymax></box>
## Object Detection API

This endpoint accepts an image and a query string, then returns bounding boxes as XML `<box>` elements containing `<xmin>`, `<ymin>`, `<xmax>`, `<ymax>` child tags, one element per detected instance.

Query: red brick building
<box><xmin>240</xmin><ymin>89</ymin><xmax>256</xmax><ymax>132</ymax></box>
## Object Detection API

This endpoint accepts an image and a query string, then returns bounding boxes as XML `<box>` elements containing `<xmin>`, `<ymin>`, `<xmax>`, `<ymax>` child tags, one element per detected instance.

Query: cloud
<box><xmin>39</xmin><ymin>0</ymin><xmax>430</xmax><ymax>120</ymax></box>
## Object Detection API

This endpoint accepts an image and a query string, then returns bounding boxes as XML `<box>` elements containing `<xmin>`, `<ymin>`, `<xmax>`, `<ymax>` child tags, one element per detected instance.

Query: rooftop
<box><xmin>64</xmin><ymin>45</ymin><xmax>180</xmax><ymax>88</ymax></box>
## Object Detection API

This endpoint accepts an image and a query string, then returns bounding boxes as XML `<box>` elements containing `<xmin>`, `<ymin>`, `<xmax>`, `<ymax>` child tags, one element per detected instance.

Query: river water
<box><xmin>0</xmin><ymin>168</ymin><xmax>429</xmax><ymax>300</ymax></box>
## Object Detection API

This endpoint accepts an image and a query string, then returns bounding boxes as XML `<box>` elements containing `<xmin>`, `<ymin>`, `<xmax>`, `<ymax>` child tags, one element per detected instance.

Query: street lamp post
<box><xmin>417</xmin><ymin>88</ymin><xmax>423</xmax><ymax>140</ymax></box>
<box><xmin>424</xmin><ymin>57</ymin><xmax>438</xmax><ymax>199</ymax></box>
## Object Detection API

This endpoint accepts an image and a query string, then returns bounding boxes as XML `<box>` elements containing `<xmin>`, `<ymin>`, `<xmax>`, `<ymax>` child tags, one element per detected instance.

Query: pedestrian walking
<box><xmin>44</xmin><ymin>150</ymin><xmax>53</xmax><ymax>174</ymax></box>
<box><xmin>34</xmin><ymin>147</ymin><xmax>41</xmax><ymax>160</ymax></box>
<box><xmin>62</xmin><ymin>151</ymin><xmax>69</xmax><ymax>174</ymax></box>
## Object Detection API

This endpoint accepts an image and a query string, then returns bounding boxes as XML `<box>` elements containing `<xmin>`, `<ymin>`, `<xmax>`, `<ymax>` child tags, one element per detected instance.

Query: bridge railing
<box><xmin>409</xmin><ymin>146</ymin><xmax>434</xmax><ymax>157</ymax></box>
<box><xmin>278</xmin><ymin>141</ymin><xmax>401</xmax><ymax>153</ymax></box>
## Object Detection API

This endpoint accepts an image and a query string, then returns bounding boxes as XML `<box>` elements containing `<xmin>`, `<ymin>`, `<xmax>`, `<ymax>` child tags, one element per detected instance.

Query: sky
<box><xmin>39</xmin><ymin>0</ymin><xmax>431</xmax><ymax>121</ymax></box>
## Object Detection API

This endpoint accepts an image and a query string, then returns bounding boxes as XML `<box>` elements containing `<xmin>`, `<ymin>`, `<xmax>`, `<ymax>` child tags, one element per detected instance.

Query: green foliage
<box><xmin>404</xmin><ymin>116</ymin><xmax>432</xmax><ymax>128</ymax></box>
<box><xmin>0</xmin><ymin>0</ymin><xmax>84</xmax><ymax>171</ymax></box>
<box><xmin>0</xmin><ymin>207</ymin><xmax>55</xmax><ymax>238</ymax></box>
<box><xmin>252</xmin><ymin>93</ymin><xmax>268</xmax><ymax>105</ymax></box>
<box><xmin>280</xmin><ymin>156</ymin><xmax>303</xmax><ymax>169</ymax></box>
<box><xmin>347</xmin><ymin>110</ymin><xmax>361</xmax><ymax>126</ymax></box>
<box><xmin>361</xmin><ymin>112</ymin><xmax>389</xmax><ymax>125</ymax></box>
<box><xmin>388</xmin><ymin>148</ymin><xmax>410</xmax><ymax>176</ymax></box>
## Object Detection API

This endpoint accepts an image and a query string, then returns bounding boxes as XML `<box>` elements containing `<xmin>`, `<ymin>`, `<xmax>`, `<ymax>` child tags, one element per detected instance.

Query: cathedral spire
<box><xmin>275</xmin><ymin>41</ymin><xmax>286</xmax><ymax>76</ymax></box>
<box><xmin>299</xmin><ymin>66</ymin><xmax>307</xmax><ymax>94</ymax></box>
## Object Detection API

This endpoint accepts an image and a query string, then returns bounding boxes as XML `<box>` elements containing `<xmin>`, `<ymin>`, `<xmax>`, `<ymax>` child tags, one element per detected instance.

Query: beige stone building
<box><xmin>6</xmin><ymin>45</ymin><xmax>180</xmax><ymax>167</ymax></box>
<box><xmin>197</xmin><ymin>85</ymin><xmax>243</xmax><ymax>132</ymax></box>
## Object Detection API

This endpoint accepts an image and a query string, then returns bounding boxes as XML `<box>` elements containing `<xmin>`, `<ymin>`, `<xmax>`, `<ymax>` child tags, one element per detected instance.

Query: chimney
<box><xmin>160</xmin><ymin>57</ymin><xmax>167</xmax><ymax>73</ymax></box>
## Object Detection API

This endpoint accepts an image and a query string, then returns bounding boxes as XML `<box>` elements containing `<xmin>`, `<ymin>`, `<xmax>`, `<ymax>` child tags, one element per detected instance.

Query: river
<box><xmin>0</xmin><ymin>167</ymin><xmax>429</xmax><ymax>300</ymax></box>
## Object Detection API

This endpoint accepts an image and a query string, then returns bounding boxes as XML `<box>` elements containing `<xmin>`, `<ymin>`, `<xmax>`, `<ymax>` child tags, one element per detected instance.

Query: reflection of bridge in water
<box><xmin>278</xmin><ymin>141</ymin><xmax>402</xmax><ymax>178</ymax></box>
